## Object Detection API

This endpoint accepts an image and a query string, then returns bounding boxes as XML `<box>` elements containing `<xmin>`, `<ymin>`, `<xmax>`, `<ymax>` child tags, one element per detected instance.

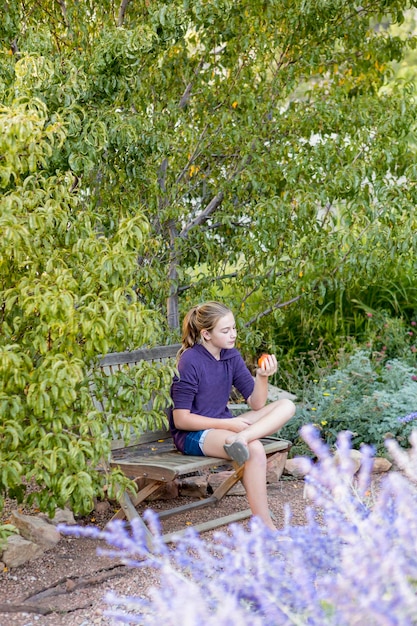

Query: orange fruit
<box><xmin>258</xmin><ymin>353</ymin><xmax>270</xmax><ymax>368</ymax></box>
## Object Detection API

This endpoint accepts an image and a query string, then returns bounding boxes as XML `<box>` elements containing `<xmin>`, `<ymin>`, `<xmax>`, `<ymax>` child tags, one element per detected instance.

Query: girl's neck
<box><xmin>201</xmin><ymin>341</ymin><xmax>221</xmax><ymax>360</ymax></box>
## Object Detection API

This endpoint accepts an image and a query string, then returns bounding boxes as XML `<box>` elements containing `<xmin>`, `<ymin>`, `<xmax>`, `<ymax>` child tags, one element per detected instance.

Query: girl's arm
<box><xmin>247</xmin><ymin>354</ymin><xmax>277</xmax><ymax>410</ymax></box>
<box><xmin>173</xmin><ymin>409</ymin><xmax>252</xmax><ymax>432</ymax></box>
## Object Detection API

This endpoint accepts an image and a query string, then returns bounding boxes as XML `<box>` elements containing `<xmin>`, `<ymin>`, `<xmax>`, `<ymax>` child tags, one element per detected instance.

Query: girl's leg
<box><xmin>228</xmin><ymin>398</ymin><xmax>296</xmax><ymax>446</ymax></box>
<box><xmin>194</xmin><ymin>399</ymin><xmax>295</xmax><ymax>458</ymax></box>
<box><xmin>201</xmin><ymin>399</ymin><xmax>295</xmax><ymax>529</ymax></box>
<box><xmin>242</xmin><ymin>440</ymin><xmax>276</xmax><ymax>529</ymax></box>
<box><xmin>202</xmin><ymin>429</ymin><xmax>280</xmax><ymax>529</ymax></box>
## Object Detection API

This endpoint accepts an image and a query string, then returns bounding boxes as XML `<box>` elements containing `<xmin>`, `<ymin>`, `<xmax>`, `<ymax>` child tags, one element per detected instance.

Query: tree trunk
<box><xmin>167</xmin><ymin>220</ymin><xmax>179</xmax><ymax>330</ymax></box>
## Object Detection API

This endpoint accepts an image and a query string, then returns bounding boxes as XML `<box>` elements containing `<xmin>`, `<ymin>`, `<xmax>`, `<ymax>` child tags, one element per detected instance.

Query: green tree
<box><xmin>1</xmin><ymin>0</ymin><xmax>417</xmax><ymax>513</ymax></box>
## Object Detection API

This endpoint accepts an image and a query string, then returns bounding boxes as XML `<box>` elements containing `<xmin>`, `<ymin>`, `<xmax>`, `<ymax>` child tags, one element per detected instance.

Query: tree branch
<box><xmin>118</xmin><ymin>0</ymin><xmax>133</xmax><ymax>27</ymax></box>
<box><xmin>179</xmin><ymin>192</ymin><xmax>224</xmax><ymax>238</ymax></box>
<box><xmin>244</xmin><ymin>294</ymin><xmax>304</xmax><ymax>327</ymax></box>
<box><xmin>56</xmin><ymin>0</ymin><xmax>69</xmax><ymax>28</ymax></box>
<box><xmin>178</xmin><ymin>271</ymin><xmax>239</xmax><ymax>293</ymax></box>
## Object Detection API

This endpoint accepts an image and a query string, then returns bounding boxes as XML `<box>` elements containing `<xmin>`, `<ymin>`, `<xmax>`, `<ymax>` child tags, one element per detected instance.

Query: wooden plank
<box><xmin>111</xmin><ymin>481</ymin><xmax>163</xmax><ymax>521</ymax></box>
<box><xmin>261</xmin><ymin>438</ymin><xmax>291</xmax><ymax>453</ymax></box>
<box><xmin>161</xmin><ymin>509</ymin><xmax>253</xmax><ymax>543</ymax></box>
<box><xmin>130</xmin><ymin>481</ymin><xmax>165</xmax><ymax>507</ymax></box>
<box><xmin>110</xmin><ymin>453</ymin><xmax>225</xmax><ymax>481</ymax></box>
<box><xmin>118</xmin><ymin>492</ymin><xmax>154</xmax><ymax>549</ymax></box>
<box><xmin>157</xmin><ymin>496</ymin><xmax>219</xmax><ymax>519</ymax></box>
<box><xmin>111</xmin><ymin>429</ymin><xmax>172</xmax><ymax>451</ymax></box>
<box><xmin>99</xmin><ymin>344</ymin><xmax>181</xmax><ymax>367</ymax></box>
<box><xmin>111</xmin><ymin>439</ymin><xmax>290</xmax><ymax>481</ymax></box>
<box><xmin>113</xmin><ymin>436</ymin><xmax>289</xmax><ymax>461</ymax></box>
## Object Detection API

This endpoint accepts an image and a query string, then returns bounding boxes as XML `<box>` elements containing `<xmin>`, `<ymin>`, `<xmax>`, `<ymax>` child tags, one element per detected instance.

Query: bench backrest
<box><xmin>93</xmin><ymin>344</ymin><xmax>181</xmax><ymax>450</ymax></box>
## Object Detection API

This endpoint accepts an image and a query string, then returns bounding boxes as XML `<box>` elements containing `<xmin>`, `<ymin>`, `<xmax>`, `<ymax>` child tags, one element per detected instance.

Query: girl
<box><xmin>169</xmin><ymin>301</ymin><xmax>295</xmax><ymax>530</ymax></box>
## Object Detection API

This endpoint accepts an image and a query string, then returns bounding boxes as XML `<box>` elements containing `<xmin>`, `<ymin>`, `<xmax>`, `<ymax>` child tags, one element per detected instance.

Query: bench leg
<box><xmin>111</xmin><ymin>480</ymin><xmax>164</xmax><ymax>522</ymax></box>
<box><xmin>210</xmin><ymin>464</ymin><xmax>245</xmax><ymax>500</ymax></box>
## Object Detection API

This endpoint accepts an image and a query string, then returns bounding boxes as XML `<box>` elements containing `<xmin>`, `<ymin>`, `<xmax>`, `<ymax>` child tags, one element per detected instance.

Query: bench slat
<box><xmin>110</xmin><ymin>438</ymin><xmax>290</xmax><ymax>481</ymax></box>
<box><xmin>99</xmin><ymin>344</ymin><xmax>181</xmax><ymax>367</ymax></box>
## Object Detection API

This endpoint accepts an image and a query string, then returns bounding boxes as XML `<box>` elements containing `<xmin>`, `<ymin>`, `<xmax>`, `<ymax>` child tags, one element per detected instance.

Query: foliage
<box><xmin>0</xmin><ymin>97</ymin><xmax>175</xmax><ymax>514</ymax></box>
<box><xmin>262</xmin><ymin>272</ymin><xmax>417</xmax><ymax>376</ymax></box>
<box><xmin>2</xmin><ymin>1</ymin><xmax>417</xmax><ymax>515</ymax></box>
<box><xmin>0</xmin><ymin>523</ymin><xmax>19</xmax><ymax>551</ymax></box>
<box><xmin>270</xmin><ymin>308</ymin><xmax>417</xmax><ymax>391</ymax></box>
<box><xmin>60</xmin><ymin>427</ymin><xmax>417</xmax><ymax>625</ymax></box>
<box><xmin>279</xmin><ymin>335</ymin><xmax>417</xmax><ymax>456</ymax></box>
<box><xmin>361</xmin><ymin>309</ymin><xmax>417</xmax><ymax>363</ymax></box>
<box><xmin>1</xmin><ymin>1</ymin><xmax>417</xmax><ymax>328</ymax></box>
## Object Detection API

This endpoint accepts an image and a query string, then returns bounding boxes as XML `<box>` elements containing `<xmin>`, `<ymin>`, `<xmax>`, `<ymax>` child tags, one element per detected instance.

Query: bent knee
<box><xmin>276</xmin><ymin>397</ymin><xmax>296</xmax><ymax>419</ymax></box>
<box><xmin>247</xmin><ymin>439</ymin><xmax>267</xmax><ymax>464</ymax></box>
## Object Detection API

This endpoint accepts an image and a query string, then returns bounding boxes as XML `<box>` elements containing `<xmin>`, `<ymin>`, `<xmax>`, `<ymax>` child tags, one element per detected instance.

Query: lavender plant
<box><xmin>61</xmin><ymin>425</ymin><xmax>417</xmax><ymax>625</ymax></box>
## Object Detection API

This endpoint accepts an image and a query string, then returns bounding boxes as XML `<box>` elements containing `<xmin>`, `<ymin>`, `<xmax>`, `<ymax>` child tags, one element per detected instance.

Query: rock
<box><xmin>180</xmin><ymin>476</ymin><xmax>208</xmax><ymax>498</ymax></box>
<box><xmin>267</xmin><ymin>450</ymin><xmax>289</xmax><ymax>483</ymax></box>
<box><xmin>11</xmin><ymin>511</ymin><xmax>61</xmax><ymax>549</ymax></box>
<box><xmin>53</xmin><ymin>507</ymin><xmax>76</xmax><ymax>525</ymax></box>
<box><xmin>267</xmin><ymin>383</ymin><xmax>298</xmax><ymax>402</ymax></box>
<box><xmin>229</xmin><ymin>384</ymin><xmax>297</xmax><ymax>416</ymax></box>
<box><xmin>39</xmin><ymin>507</ymin><xmax>76</xmax><ymax>526</ymax></box>
<box><xmin>93</xmin><ymin>500</ymin><xmax>111</xmax><ymax>516</ymax></box>
<box><xmin>372</xmin><ymin>457</ymin><xmax>392</xmax><ymax>473</ymax></box>
<box><xmin>146</xmin><ymin>479</ymin><xmax>180</xmax><ymax>501</ymax></box>
<box><xmin>208</xmin><ymin>471</ymin><xmax>246</xmax><ymax>496</ymax></box>
<box><xmin>334</xmin><ymin>449</ymin><xmax>362</xmax><ymax>474</ymax></box>
<box><xmin>284</xmin><ymin>458</ymin><xmax>310</xmax><ymax>478</ymax></box>
<box><xmin>2</xmin><ymin>535</ymin><xmax>44</xmax><ymax>568</ymax></box>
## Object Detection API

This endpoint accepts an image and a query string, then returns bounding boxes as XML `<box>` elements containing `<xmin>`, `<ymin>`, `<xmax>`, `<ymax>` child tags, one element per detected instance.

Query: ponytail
<box><xmin>177</xmin><ymin>301</ymin><xmax>231</xmax><ymax>360</ymax></box>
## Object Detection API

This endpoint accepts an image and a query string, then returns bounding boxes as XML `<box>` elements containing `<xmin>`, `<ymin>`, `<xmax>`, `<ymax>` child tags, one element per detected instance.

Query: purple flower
<box><xmin>59</xmin><ymin>430</ymin><xmax>417</xmax><ymax>625</ymax></box>
<box><xmin>398</xmin><ymin>412</ymin><xmax>417</xmax><ymax>423</ymax></box>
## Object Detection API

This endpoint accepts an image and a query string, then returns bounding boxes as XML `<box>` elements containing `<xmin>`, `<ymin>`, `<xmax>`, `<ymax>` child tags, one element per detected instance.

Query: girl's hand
<box><xmin>225</xmin><ymin>416</ymin><xmax>252</xmax><ymax>432</ymax></box>
<box><xmin>256</xmin><ymin>353</ymin><xmax>277</xmax><ymax>377</ymax></box>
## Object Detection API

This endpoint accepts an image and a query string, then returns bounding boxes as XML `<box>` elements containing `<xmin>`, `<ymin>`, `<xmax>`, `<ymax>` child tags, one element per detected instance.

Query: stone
<box><xmin>180</xmin><ymin>476</ymin><xmax>208</xmax><ymax>498</ymax></box>
<box><xmin>266</xmin><ymin>383</ymin><xmax>298</xmax><ymax>402</ymax></box>
<box><xmin>145</xmin><ymin>479</ymin><xmax>180</xmax><ymax>501</ymax></box>
<box><xmin>372</xmin><ymin>457</ymin><xmax>392</xmax><ymax>473</ymax></box>
<box><xmin>229</xmin><ymin>383</ymin><xmax>296</xmax><ymax>415</ymax></box>
<box><xmin>208</xmin><ymin>471</ymin><xmax>246</xmax><ymax>496</ymax></box>
<box><xmin>11</xmin><ymin>511</ymin><xmax>61</xmax><ymax>549</ymax></box>
<box><xmin>266</xmin><ymin>450</ymin><xmax>289</xmax><ymax>483</ymax></box>
<box><xmin>284</xmin><ymin>458</ymin><xmax>309</xmax><ymax>478</ymax></box>
<box><xmin>39</xmin><ymin>507</ymin><xmax>76</xmax><ymax>526</ymax></box>
<box><xmin>334</xmin><ymin>449</ymin><xmax>362</xmax><ymax>474</ymax></box>
<box><xmin>93</xmin><ymin>500</ymin><xmax>111</xmax><ymax>516</ymax></box>
<box><xmin>2</xmin><ymin>535</ymin><xmax>44</xmax><ymax>568</ymax></box>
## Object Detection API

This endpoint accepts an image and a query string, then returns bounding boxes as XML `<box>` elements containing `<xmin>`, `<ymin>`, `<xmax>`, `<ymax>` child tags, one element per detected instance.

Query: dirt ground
<box><xmin>0</xmin><ymin>477</ymin><xmax>314</xmax><ymax>626</ymax></box>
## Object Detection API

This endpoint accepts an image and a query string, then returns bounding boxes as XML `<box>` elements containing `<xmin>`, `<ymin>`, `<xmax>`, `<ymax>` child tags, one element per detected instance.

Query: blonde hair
<box><xmin>177</xmin><ymin>301</ymin><xmax>232</xmax><ymax>359</ymax></box>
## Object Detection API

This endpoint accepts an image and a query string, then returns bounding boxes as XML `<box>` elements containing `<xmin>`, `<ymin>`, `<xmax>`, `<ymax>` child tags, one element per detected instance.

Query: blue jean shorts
<box><xmin>183</xmin><ymin>429</ymin><xmax>211</xmax><ymax>456</ymax></box>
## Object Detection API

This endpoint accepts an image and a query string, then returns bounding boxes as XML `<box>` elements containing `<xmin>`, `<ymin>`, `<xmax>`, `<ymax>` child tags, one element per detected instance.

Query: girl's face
<box><xmin>201</xmin><ymin>312</ymin><xmax>237</xmax><ymax>355</ymax></box>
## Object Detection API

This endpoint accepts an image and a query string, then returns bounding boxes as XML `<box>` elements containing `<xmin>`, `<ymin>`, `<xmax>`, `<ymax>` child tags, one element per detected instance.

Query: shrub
<box><xmin>266</xmin><ymin>311</ymin><xmax>417</xmax><ymax>395</ymax></box>
<box><xmin>61</xmin><ymin>426</ymin><xmax>417</xmax><ymax>625</ymax></box>
<box><xmin>279</xmin><ymin>349</ymin><xmax>417</xmax><ymax>456</ymax></box>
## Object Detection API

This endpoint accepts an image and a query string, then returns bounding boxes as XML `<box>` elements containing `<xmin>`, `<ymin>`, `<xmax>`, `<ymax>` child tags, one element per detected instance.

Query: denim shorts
<box><xmin>183</xmin><ymin>429</ymin><xmax>211</xmax><ymax>456</ymax></box>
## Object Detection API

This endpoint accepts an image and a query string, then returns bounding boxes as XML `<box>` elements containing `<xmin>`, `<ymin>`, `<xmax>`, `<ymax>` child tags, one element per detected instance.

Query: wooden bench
<box><xmin>95</xmin><ymin>344</ymin><xmax>292</xmax><ymax>544</ymax></box>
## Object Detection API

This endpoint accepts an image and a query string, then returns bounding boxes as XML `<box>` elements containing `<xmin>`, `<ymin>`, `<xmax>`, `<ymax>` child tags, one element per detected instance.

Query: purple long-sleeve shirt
<box><xmin>168</xmin><ymin>343</ymin><xmax>255</xmax><ymax>452</ymax></box>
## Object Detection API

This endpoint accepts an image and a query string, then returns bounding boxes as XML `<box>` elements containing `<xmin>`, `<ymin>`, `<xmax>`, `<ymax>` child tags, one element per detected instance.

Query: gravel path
<box><xmin>0</xmin><ymin>478</ymin><xmax>312</xmax><ymax>626</ymax></box>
